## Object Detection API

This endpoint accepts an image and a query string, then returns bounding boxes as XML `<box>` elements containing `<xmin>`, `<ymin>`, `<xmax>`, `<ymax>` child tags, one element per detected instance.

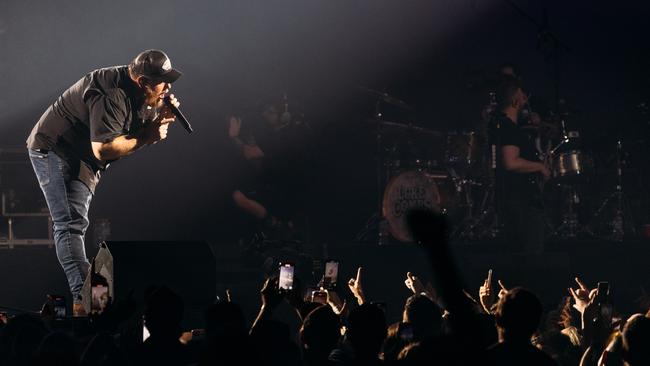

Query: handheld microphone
<box><xmin>164</xmin><ymin>96</ymin><xmax>193</xmax><ymax>133</ymax></box>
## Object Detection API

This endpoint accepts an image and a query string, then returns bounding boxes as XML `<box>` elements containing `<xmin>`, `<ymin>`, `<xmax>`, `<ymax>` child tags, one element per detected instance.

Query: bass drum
<box><xmin>382</xmin><ymin>170</ymin><xmax>459</xmax><ymax>242</ymax></box>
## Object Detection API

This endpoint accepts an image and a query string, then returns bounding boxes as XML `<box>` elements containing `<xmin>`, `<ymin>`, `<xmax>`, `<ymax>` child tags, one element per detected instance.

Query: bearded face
<box><xmin>141</xmin><ymin>79</ymin><xmax>170</xmax><ymax>107</ymax></box>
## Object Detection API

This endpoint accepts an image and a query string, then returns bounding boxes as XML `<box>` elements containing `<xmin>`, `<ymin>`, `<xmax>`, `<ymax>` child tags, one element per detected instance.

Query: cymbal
<box><xmin>358</xmin><ymin>85</ymin><xmax>412</xmax><ymax>110</ymax></box>
<box><xmin>366</xmin><ymin>119</ymin><xmax>443</xmax><ymax>136</ymax></box>
<box><xmin>520</xmin><ymin>121</ymin><xmax>558</xmax><ymax>131</ymax></box>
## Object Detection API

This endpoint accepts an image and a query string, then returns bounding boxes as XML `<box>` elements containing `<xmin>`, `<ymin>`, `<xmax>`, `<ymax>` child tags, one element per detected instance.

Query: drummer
<box><xmin>490</xmin><ymin>76</ymin><xmax>551</xmax><ymax>254</ymax></box>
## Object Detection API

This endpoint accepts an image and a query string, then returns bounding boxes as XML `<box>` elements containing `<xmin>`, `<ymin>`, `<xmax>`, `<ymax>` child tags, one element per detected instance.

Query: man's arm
<box><xmin>502</xmin><ymin>145</ymin><xmax>550</xmax><ymax>177</ymax></box>
<box><xmin>228</xmin><ymin>116</ymin><xmax>265</xmax><ymax>160</ymax></box>
<box><xmin>91</xmin><ymin>95</ymin><xmax>180</xmax><ymax>161</ymax></box>
<box><xmin>91</xmin><ymin>118</ymin><xmax>171</xmax><ymax>161</ymax></box>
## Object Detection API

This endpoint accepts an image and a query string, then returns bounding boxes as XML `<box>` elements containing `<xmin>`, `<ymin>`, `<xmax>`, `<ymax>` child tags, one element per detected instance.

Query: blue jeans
<box><xmin>29</xmin><ymin>149</ymin><xmax>92</xmax><ymax>303</ymax></box>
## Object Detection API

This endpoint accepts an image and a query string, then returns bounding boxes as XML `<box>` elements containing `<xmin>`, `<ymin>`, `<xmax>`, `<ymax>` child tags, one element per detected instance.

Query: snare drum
<box><xmin>552</xmin><ymin>150</ymin><xmax>593</xmax><ymax>180</ymax></box>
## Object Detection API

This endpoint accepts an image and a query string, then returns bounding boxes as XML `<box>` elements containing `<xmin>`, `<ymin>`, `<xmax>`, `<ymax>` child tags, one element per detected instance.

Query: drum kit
<box><xmin>362</xmin><ymin>87</ymin><xmax>640</xmax><ymax>244</ymax></box>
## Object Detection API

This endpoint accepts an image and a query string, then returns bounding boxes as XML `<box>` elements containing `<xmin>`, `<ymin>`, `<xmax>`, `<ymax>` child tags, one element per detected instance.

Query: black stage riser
<box><xmin>105</xmin><ymin>241</ymin><xmax>217</xmax><ymax>329</ymax></box>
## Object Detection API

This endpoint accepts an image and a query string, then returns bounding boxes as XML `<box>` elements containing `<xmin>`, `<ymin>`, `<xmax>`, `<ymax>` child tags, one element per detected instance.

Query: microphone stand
<box><xmin>503</xmin><ymin>0</ymin><xmax>571</xmax><ymax>111</ymax></box>
<box><xmin>354</xmin><ymin>97</ymin><xmax>390</xmax><ymax>244</ymax></box>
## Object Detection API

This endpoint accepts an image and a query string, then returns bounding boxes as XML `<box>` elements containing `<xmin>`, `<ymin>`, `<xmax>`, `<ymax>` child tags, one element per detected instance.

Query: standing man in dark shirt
<box><xmin>228</xmin><ymin>101</ymin><xmax>311</xmax><ymax>240</ymax></box>
<box><xmin>26</xmin><ymin>49</ymin><xmax>182</xmax><ymax>314</ymax></box>
<box><xmin>491</xmin><ymin>76</ymin><xmax>550</xmax><ymax>254</ymax></box>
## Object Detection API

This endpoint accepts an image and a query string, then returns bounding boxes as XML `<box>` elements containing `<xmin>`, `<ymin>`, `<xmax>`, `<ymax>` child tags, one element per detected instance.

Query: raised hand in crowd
<box><xmin>348</xmin><ymin>267</ymin><xmax>366</xmax><ymax>305</ymax></box>
<box><xmin>479</xmin><ymin>269</ymin><xmax>495</xmax><ymax>313</ymax></box>
<box><xmin>225</xmin><ymin>289</ymin><xmax>232</xmax><ymax>303</ymax></box>
<box><xmin>579</xmin><ymin>291</ymin><xmax>615</xmax><ymax>366</ymax></box>
<box><xmin>497</xmin><ymin>279</ymin><xmax>509</xmax><ymax>299</ymax></box>
<box><xmin>260</xmin><ymin>277</ymin><xmax>284</xmax><ymax>310</ymax></box>
<box><xmin>404</xmin><ymin>271</ymin><xmax>426</xmax><ymax>295</ymax></box>
<box><xmin>479</xmin><ymin>273</ymin><xmax>510</xmax><ymax>314</ymax></box>
<box><xmin>404</xmin><ymin>272</ymin><xmax>441</xmax><ymax>307</ymax></box>
<box><xmin>569</xmin><ymin>277</ymin><xmax>596</xmax><ymax>315</ymax></box>
<box><xmin>325</xmin><ymin>289</ymin><xmax>347</xmax><ymax>315</ymax></box>
<box><xmin>580</xmin><ymin>299</ymin><xmax>612</xmax><ymax>349</ymax></box>
<box><xmin>250</xmin><ymin>277</ymin><xmax>283</xmax><ymax>335</ymax></box>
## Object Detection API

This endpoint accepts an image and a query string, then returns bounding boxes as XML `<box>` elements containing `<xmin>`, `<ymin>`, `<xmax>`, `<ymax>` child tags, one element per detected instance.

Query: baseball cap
<box><xmin>130</xmin><ymin>49</ymin><xmax>182</xmax><ymax>84</ymax></box>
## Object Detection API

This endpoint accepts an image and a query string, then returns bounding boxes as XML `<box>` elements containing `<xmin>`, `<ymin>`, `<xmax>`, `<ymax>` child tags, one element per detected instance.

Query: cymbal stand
<box><xmin>547</xmin><ymin>118</ymin><xmax>592</xmax><ymax>239</ymax></box>
<box><xmin>548</xmin><ymin>118</ymin><xmax>570</xmax><ymax>156</ymax></box>
<box><xmin>588</xmin><ymin>140</ymin><xmax>637</xmax><ymax>241</ymax></box>
<box><xmin>548</xmin><ymin>185</ymin><xmax>581</xmax><ymax>239</ymax></box>
<box><xmin>452</xmin><ymin>119</ymin><xmax>501</xmax><ymax>240</ymax></box>
<box><xmin>452</xmin><ymin>180</ymin><xmax>499</xmax><ymax>240</ymax></box>
<box><xmin>355</xmin><ymin>98</ymin><xmax>392</xmax><ymax>244</ymax></box>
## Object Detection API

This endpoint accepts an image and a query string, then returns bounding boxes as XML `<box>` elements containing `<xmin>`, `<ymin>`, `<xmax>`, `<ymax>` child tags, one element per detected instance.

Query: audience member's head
<box><xmin>202</xmin><ymin>301</ymin><xmax>257</xmax><ymax>366</ymax></box>
<box><xmin>80</xmin><ymin>333</ymin><xmax>127</xmax><ymax>366</ymax></box>
<box><xmin>347</xmin><ymin>303</ymin><xmax>387</xmax><ymax>359</ymax></box>
<box><xmin>381</xmin><ymin>322</ymin><xmax>414</xmax><ymax>365</ymax></box>
<box><xmin>299</xmin><ymin>301</ymin><xmax>323</xmax><ymax>321</ymax></box>
<box><xmin>205</xmin><ymin>301</ymin><xmax>247</xmax><ymax>339</ymax></box>
<box><xmin>300</xmin><ymin>305</ymin><xmax>341</xmax><ymax>357</ymax></box>
<box><xmin>495</xmin><ymin>287</ymin><xmax>542</xmax><ymax>342</ymax></box>
<box><xmin>475</xmin><ymin>313</ymin><xmax>499</xmax><ymax>348</ymax></box>
<box><xmin>402</xmin><ymin>294</ymin><xmax>442</xmax><ymax>341</ymax></box>
<box><xmin>0</xmin><ymin>313</ymin><xmax>49</xmax><ymax>365</ymax></box>
<box><xmin>251</xmin><ymin>319</ymin><xmax>301</xmax><ymax>366</ymax></box>
<box><xmin>143</xmin><ymin>286</ymin><xmax>184</xmax><ymax>340</ymax></box>
<box><xmin>397</xmin><ymin>341</ymin><xmax>437</xmax><ymax>366</ymax></box>
<box><xmin>622</xmin><ymin>314</ymin><xmax>650</xmax><ymax>366</ymax></box>
<box><xmin>535</xmin><ymin>330</ymin><xmax>581</xmax><ymax>366</ymax></box>
<box><xmin>31</xmin><ymin>331</ymin><xmax>79</xmax><ymax>366</ymax></box>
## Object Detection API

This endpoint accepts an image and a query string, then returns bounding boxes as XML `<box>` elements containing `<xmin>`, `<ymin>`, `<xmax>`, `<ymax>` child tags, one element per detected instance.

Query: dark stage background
<box><xmin>1</xmin><ymin>1</ymin><xmax>650</xmax><ymax>312</ymax></box>
<box><xmin>2</xmin><ymin>0</ymin><xmax>649</xmax><ymax>242</ymax></box>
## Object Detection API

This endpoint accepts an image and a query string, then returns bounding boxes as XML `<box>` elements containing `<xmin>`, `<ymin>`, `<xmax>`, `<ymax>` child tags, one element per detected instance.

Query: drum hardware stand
<box><xmin>447</xmin><ymin>168</ymin><xmax>472</xmax><ymax>217</ymax></box>
<box><xmin>548</xmin><ymin>126</ymin><xmax>574</xmax><ymax>238</ymax></box>
<box><xmin>452</xmin><ymin>119</ymin><xmax>501</xmax><ymax>240</ymax></box>
<box><xmin>451</xmin><ymin>179</ymin><xmax>499</xmax><ymax>240</ymax></box>
<box><xmin>448</xmin><ymin>171</ymin><xmax>486</xmax><ymax>240</ymax></box>
<box><xmin>549</xmin><ymin>118</ymin><xmax>570</xmax><ymax>156</ymax></box>
<box><xmin>587</xmin><ymin>140</ymin><xmax>636</xmax><ymax>241</ymax></box>
<box><xmin>546</xmin><ymin>123</ymin><xmax>593</xmax><ymax>239</ymax></box>
<box><xmin>548</xmin><ymin>184</ymin><xmax>584</xmax><ymax>239</ymax></box>
<box><xmin>481</xmin><ymin>120</ymin><xmax>503</xmax><ymax>238</ymax></box>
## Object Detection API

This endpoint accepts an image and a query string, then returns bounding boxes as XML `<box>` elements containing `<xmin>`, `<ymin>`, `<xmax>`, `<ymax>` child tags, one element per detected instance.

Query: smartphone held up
<box><xmin>278</xmin><ymin>262</ymin><xmax>295</xmax><ymax>293</ymax></box>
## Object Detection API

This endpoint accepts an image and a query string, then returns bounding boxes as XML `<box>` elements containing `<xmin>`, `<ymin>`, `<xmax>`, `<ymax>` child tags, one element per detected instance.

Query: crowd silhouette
<box><xmin>1</xmin><ymin>210</ymin><xmax>649</xmax><ymax>366</ymax></box>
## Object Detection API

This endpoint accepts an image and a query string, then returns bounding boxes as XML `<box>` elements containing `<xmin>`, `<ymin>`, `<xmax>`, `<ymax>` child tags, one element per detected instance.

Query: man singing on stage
<box><xmin>26</xmin><ymin>49</ymin><xmax>182</xmax><ymax>315</ymax></box>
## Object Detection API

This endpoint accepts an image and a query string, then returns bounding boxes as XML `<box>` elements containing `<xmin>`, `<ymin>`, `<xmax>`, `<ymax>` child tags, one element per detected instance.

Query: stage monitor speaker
<box><xmin>104</xmin><ymin>240</ymin><xmax>217</xmax><ymax>329</ymax></box>
<box><xmin>81</xmin><ymin>242</ymin><xmax>114</xmax><ymax>315</ymax></box>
